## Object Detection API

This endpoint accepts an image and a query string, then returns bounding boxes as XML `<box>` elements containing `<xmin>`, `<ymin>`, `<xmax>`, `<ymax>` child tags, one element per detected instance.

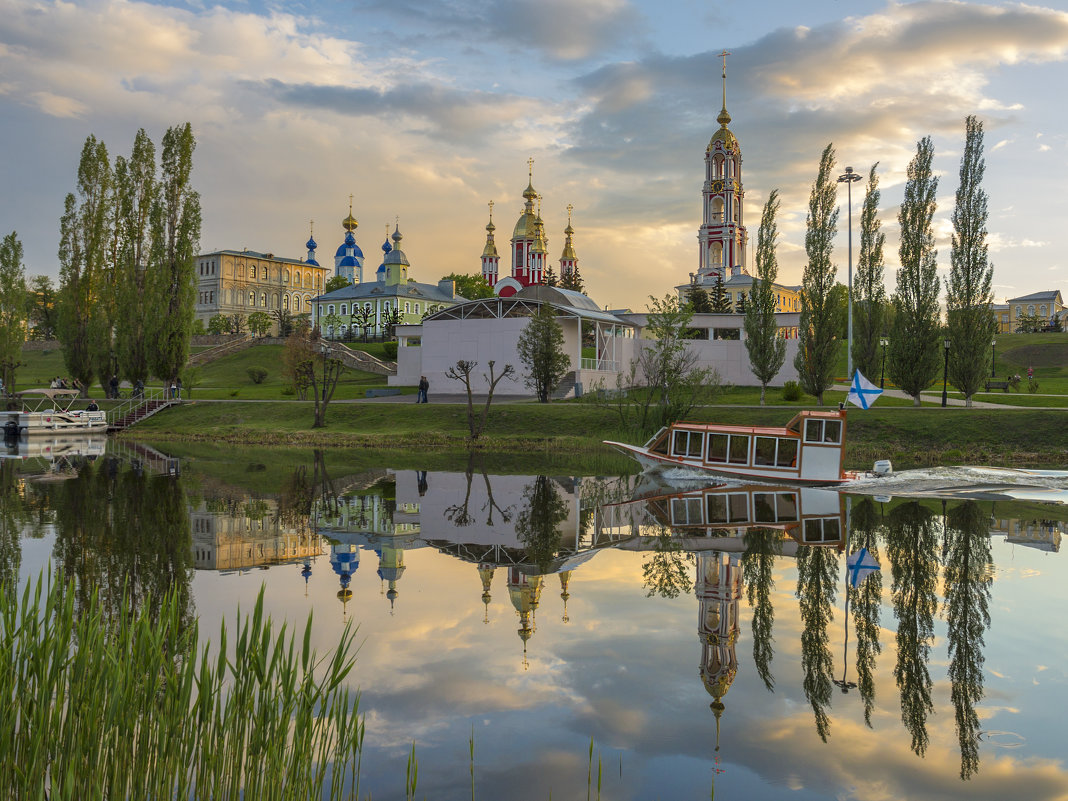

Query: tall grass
<box><xmin>0</xmin><ymin>574</ymin><xmax>363</xmax><ymax>800</ymax></box>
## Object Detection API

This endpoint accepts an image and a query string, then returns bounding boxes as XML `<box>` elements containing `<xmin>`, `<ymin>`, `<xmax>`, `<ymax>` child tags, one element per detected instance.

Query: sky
<box><xmin>1</xmin><ymin>0</ymin><xmax>1067</xmax><ymax>311</ymax></box>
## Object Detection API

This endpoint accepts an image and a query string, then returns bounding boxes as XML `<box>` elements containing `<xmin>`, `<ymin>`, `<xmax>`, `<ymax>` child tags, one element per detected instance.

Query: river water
<box><xmin>3</xmin><ymin>440</ymin><xmax>1067</xmax><ymax>800</ymax></box>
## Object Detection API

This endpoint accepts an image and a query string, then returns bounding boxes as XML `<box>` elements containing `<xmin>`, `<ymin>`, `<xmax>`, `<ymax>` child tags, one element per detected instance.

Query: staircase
<box><xmin>106</xmin><ymin>388</ymin><xmax>178</xmax><ymax>432</ymax></box>
<box><xmin>187</xmin><ymin>334</ymin><xmax>254</xmax><ymax>367</ymax></box>
<box><xmin>551</xmin><ymin>372</ymin><xmax>577</xmax><ymax>400</ymax></box>
<box><xmin>323</xmin><ymin>341</ymin><xmax>397</xmax><ymax>376</ymax></box>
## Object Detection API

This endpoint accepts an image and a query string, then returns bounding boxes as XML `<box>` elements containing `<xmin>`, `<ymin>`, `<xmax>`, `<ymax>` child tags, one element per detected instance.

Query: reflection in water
<box><xmin>8</xmin><ymin>448</ymin><xmax>1068</xmax><ymax>797</ymax></box>
<box><xmin>740</xmin><ymin>528</ymin><xmax>782</xmax><ymax>692</ymax></box>
<box><xmin>849</xmin><ymin>497</ymin><xmax>883</xmax><ymax>726</ymax></box>
<box><xmin>944</xmin><ymin>500</ymin><xmax>994</xmax><ymax>780</ymax></box>
<box><xmin>796</xmin><ymin>543</ymin><xmax>838</xmax><ymax>742</ymax></box>
<box><xmin>886</xmin><ymin>501</ymin><xmax>939</xmax><ymax>758</ymax></box>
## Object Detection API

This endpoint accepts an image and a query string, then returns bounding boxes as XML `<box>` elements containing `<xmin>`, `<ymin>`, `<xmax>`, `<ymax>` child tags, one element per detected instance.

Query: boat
<box><xmin>604</xmin><ymin>409</ymin><xmax>853</xmax><ymax>486</ymax></box>
<box><xmin>4</xmin><ymin>389</ymin><xmax>107</xmax><ymax>436</ymax></box>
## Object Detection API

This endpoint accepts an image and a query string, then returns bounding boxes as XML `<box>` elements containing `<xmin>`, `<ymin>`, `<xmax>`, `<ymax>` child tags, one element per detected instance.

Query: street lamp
<box><xmin>942</xmin><ymin>338</ymin><xmax>951</xmax><ymax>407</ymax></box>
<box><xmin>879</xmin><ymin>337</ymin><xmax>888</xmax><ymax>389</ymax></box>
<box><xmin>991</xmin><ymin>338</ymin><xmax>997</xmax><ymax>378</ymax></box>
<box><xmin>320</xmin><ymin>342</ymin><xmax>329</xmax><ymax>404</ymax></box>
<box><xmin>837</xmin><ymin>166</ymin><xmax>862</xmax><ymax>381</ymax></box>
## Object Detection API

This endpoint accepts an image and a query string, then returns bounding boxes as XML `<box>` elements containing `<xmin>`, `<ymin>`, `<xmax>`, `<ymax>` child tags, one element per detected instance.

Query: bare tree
<box><xmin>445</xmin><ymin>359</ymin><xmax>517</xmax><ymax>440</ymax></box>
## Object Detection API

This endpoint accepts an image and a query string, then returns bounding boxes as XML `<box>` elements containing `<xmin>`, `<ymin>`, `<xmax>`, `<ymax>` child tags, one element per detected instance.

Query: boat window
<box><xmin>823</xmin><ymin>420</ymin><xmax>842</xmax><ymax>443</ymax></box>
<box><xmin>777</xmin><ymin>438</ymin><xmax>798</xmax><ymax>467</ymax></box>
<box><xmin>728</xmin><ymin>435</ymin><xmax>749</xmax><ymax>464</ymax></box>
<box><xmin>707</xmin><ymin>433</ymin><xmax>728</xmax><ymax>463</ymax></box>
<box><xmin>647</xmin><ymin>430</ymin><xmax>669</xmax><ymax>455</ymax></box>
<box><xmin>754</xmin><ymin>437</ymin><xmax>777</xmax><ymax>466</ymax></box>
<box><xmin>776</xmin><ymin>493</ymin><xmax>798</xmax><ymax>521</ymax></box>
<box><xmin>706</xmin><ymin>493</ymin><xmax>747</xmax><ymax>524</ymax></box>
<box><xmin>804</xmin><ymin>419</ymin><xmax>822</xmax><ymax>442</ymax></box>
<box><xmin>672</xmin><ymin>430</ymin><xmax>703</xmax><ymax>458</ymax></box>
<box><xmin>753</xmin><ymin>493</ymin><xmax>776</xmax><ymax>522</ymax></box>
<box><xmin>803</xmin><ymin>517</ymin><xmax>842</xmax><ymax>543</ymax></box>
<box><xmin>671</xmin><ymin>497</ymin><xmax>704</xmax><ymax>525</ymax></box>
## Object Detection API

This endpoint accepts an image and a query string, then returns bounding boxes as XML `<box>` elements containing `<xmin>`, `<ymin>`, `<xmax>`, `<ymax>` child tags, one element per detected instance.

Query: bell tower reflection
<box><xmin>697</xmin><ymin>550</ymin><xmax>741</xmax><ymax>750</ymax></box>
<box><xmin>508</xmin><ymin>567</ymin><xmax>543</xmax><ymax>668</ymax></box>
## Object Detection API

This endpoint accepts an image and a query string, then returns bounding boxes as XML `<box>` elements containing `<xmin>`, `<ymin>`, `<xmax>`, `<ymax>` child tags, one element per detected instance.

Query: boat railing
<box><xmin>106</xmin><ymin>386</ymin><xmax>174</xmax><ymax>427</ymax></box>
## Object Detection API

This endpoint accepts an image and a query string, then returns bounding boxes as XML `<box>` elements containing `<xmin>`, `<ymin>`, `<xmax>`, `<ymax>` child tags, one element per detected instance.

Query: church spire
<box><xmin>481</xmin><ymin>200</ymin><xmax>500</xmax><ymax>288</ymax></box>
<box><xmin>716</xmin><ymin>49</ymin><xmax>732</xmax><ymax>128</ymax></box>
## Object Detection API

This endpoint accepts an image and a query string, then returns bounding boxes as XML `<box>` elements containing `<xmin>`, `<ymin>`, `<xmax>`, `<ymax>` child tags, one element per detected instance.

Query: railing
<box><xmin>106</xmin><ymin>387</ymin><xmax>174</xmax><ymax>428</ymax></box>
<box><xmin>580</xmin><ymin>358</ymin><xmax>619</xmax><ymax>372</ymax></box>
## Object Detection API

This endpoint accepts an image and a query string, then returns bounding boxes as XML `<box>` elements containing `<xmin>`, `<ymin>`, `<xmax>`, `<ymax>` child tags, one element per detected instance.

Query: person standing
<box><xmin>417</xmin><ymin>376</ymin><xmax>429</xmax><ymax>404</ymax></box>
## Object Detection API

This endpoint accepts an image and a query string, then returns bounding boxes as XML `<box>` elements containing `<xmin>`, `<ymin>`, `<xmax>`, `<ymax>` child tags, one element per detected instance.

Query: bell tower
<box><xmin>697</xmin><ymin>51</ymin><xmax>748</xmax><ymax>284</ymax></box>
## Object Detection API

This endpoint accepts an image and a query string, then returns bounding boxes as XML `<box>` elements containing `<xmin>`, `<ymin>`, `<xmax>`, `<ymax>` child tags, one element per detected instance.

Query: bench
<box><xmin>984</xmin><ymin>380</ymin><xmax>1009</xmax><ymax>392</ymax></box>
<box><xmin>364</xmin><ymin>388</ymin><xmax>401</xmax><ymax>398</ymax></box>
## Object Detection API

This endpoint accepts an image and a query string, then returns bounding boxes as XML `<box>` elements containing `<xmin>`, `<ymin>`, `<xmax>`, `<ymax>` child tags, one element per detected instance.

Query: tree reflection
<box><xmin>51</xmin><ymin>458</ymin><xmax>194</xmax><ymax>633</ymax></box>
<box><xmin>943</xmin><ymin>500</ymin><xmax>993</xmax><ymax>780</ymax></box>
<box><xmin>885</xmin><ymin>501</ymin><xmax>938</xmax><ymax>757</ymax></box>
<box><xmin>741</xmin><ymin>527</ymin><xmax>782</xmax><ymax>691</ymax></box>
<box><xmin>514</xmin><ymin>476</ymin><xmax>569</xmax><ymax>573</ymax></box>
<box><xmin>796</xmin><ymin>544</ymin><xmax>838</xmax><ymax>741</ymax></box>
<box><xmin>642</xmin><ymin>528</ymin><xmax>694</xmax><ymax>599</ymax></box>
<box><xmin>849</xmin><ymin>497</ymin><xmax>884</xmax><ymax>726</ymax></box>
<box><xmin>0</xmin><ymin>461</ymin><xmax>24</xmax><ymax>589</ymax></box>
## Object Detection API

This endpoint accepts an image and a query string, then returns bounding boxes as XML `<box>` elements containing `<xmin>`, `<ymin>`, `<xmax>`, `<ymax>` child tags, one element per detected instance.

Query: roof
<box><xmin>312</xmin><ymin>280</ymin><xmax>464</xmax><ymax>304</ymax></box>
<box><xmin>1008</xmin><ymin>290</ymin><xmax>1062</xmax><ymax>304</ymax></box>
<box><xmin>199</xmin><ymin>249</ymin><xmax>321</xmax><ymax>267</ymax></box>
<box><xmin>14</xmin><ymin>388</ymin><xmax>82</xmax><ymax>398</ymax></box>
<box><xmin>423</xmin><ymin>290</ymin><xmax>636</xmax><ymax>326</ymax></box>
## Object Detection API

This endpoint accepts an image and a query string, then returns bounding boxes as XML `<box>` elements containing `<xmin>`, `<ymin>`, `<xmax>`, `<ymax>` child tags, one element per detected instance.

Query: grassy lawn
<box><xmin>128</xmin><ymin>399</ymin><xmax>1067</xmax><ymax>469</ymax></box>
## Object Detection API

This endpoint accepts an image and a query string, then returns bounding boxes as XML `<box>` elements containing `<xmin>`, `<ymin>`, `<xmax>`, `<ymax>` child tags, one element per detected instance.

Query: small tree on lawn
<box><xmin>206</xmin><ymin>314</ymin><xmax>229</xmax><ymax>335</ymax></box>
<box><xmin>273</xmin><ymin>308</ymin><xmax>295</xmax><ymax>338</ymax></box>
<box><xmin>445</xmin><ymin>359</ymin><xmax>517</xmax><ymax>440</ymax></box>
<box><xmin>351</xmin><ymin>306</ymin><xmax>373</xmax><ymax>341</ymax></box>
<box><xmin>382</xmin><ymin>306</ymin><xmax>402</xmax><ymax>339</ymax></box>
<box><xmin>744</xmin><ymin>190</ymin><xmax>787</xmax><ymax>405</ymax></box>
<box><xmin>517</xmin><ymin>304</ymin><xmax>571</xmax><ymax>402</ymax></box>
<box><xmin>247</xmin><ymin>311</ymin><xmax>273</xmax><ymax>337</ymax></box>
<box><xmin>228</xmin><ymin>313</ymin><xmax>246</xmax><ymax>335</ymax></box>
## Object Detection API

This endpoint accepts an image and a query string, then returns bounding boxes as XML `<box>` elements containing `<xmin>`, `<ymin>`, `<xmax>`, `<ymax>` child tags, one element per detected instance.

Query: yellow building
<box><xmin>195</xmin><ymin>245</ymin><xmax>331</xmax><ymax>333</ymax></box>
<box><xmin>996</xmin><ymin>291</ymin><xmax>1065</xmax><ymax>333</ymax></box>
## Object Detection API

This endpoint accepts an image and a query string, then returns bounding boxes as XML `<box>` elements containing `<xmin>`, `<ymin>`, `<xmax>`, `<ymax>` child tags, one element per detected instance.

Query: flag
<box><xmin>847</xmin><ymin>548</ymin><xmax>880</xmax><ymax>587</ymax></box>
<box><xmin>847</xmin><ymin>370</ymin><xmax>883</xmax><ymax>410</ymax></box>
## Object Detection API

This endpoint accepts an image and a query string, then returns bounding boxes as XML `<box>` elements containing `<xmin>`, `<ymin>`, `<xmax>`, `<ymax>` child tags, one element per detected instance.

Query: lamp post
<box><xmin>942</xmin><ymin>338</ymin><xmax>951</xmax><ymax>407</ymax></box>
<box><xmin>320</xmin><ymin>342</ymin><xmax>329</xmax><ymax>405</ymax></box>
<box><xmin>837</xmin><ymin>166</ymin><xmax>862</xmax><ymax>381</ymax></box>
<box><xmin>991</xmin><ymin>338</ymin><xmax>997</xmax><ymax>378</ymax></box>
<box><xmin>879</xmin><ymin>337</ymin><xmax>888</xmax><ymax>389</ymax></box>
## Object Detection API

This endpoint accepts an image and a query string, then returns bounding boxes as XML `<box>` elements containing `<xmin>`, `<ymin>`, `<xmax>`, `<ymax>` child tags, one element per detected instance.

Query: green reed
<box><xmin>0</xmin><ymin>574</ymin><xmax>362</xmax><ymax>800</ymax></box>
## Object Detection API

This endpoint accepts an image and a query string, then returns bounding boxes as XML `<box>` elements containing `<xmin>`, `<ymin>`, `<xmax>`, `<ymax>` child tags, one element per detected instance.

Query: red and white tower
<box><xmin>696</xmin><ymin>51</ymin><xmax>748</xmax><ymax>285</ymax></box>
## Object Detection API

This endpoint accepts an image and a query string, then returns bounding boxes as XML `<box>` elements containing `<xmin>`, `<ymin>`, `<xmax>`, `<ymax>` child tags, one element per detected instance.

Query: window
<box><xmin>707</xmin><ymin>433</ymin><xmax>749</xmax><ymax>463</ymax></box>
<box><xmin>404</xmin><ymin>302</ymin><xmax>410</xmax><ymax>314</ymax></box>
<box><xmin>248</xmin><ymin>291</ymin><xmax>254</xmax><ymax>306</ymax></box>
<box><xmin>249</xmin><ymin>266</ymin><xmax>255</xmax><ymax>279</ymax></box>
<box><xmin>260</xmin><ymin>293</ymin><xmax>266</xmax><ymax>308</ymax></box>
<box><xmin>340</xmin><ymin>305</ymin><xmax>347</xmax><ymax>316</ymax></box>
<box><xmin>804</xmin><ymin>419</ymin><xmax>842</xmax><ymax>444</ymax></box>
<box><xmin>754</xmin><ymin>437</ymin><xmax>777</xmax><ymax>466</ymax></box>
<box><xmin>706</xmin><ymin>492</ymin><xmax>748</xmax><ymax>524</ymax></box>
<box><xmin>803</xmin><ymin>517</ymin><xmax>842</xmax><ymax>544</ymax></box>
<box><xmin>414</xmin><ymin>303</ymin><xmax>420</xmax><ymax>314</ymax></box>
<box><xmin>284</xmin><ymin>270</ymin><xmax>290</xmax><ymax>284</ymax></box>
<box><xmin>294</xmin><ymin>296</ymin><xmax>301</xmax><ymax>312</ymax></box>
<box><xmin>295</xmin><ymin>272</ymin><xmax>302</xmax><ymax>286</ymax></box>
<box><xmin>777</xmin><ymin>438</ymin><xmax>798</xmax><ymax>467</ymax></box>
<box><xmin>672</xmin><ymin>430</ymin><xmax>704</xmax><ymax>458</ymax></box>
<box><xmin>262</xmin><ymin>267</ymin><xmax>268</xmax><ymax>280</ymax></box>
<box><xmin>671</xmin><ymin>497</ymin><xmax>704</xmax><ymax>525</ymax></box>
<box><xmin>283</xmin><ymin>295</ymin><xmax>289</xmax><ymax>310</ymax></box>
<box><xmin>328</xmin><ymin>304</ymin><xmax>335</xmax><ymax>315</ymax></box>
<box><xmin>209</xmin><ymin>291</ymin><xmax>214</xmax><ymax>304</ymax></box>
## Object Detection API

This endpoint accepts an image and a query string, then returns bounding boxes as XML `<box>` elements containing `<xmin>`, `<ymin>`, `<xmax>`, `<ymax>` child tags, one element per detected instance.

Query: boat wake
<box><xmin>842</xmin><ymin>465</ymin><xmax>1068</xmax><ymax>504</ymax></box>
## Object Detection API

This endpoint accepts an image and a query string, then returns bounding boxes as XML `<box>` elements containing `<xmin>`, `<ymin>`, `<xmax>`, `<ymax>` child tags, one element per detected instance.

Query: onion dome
<box><xmin>513</xmin><ymin>169</ymin><xmax>539</xmax><ymax>239</ymax></box>
<box><xmin>306</xmin><ymin>223</ymin><xmax>320</xmax><ymax>267</ymax></box>
<box><xmin>707</xmin><ymin>59</ymin><xmax>739</xmax><ymax>151</ymax></box>
<box><xmin>483</xmin><ymin>209</ymin><xmax>499</xmax><ymax>258</ymax></box>
<box><xmin>560</xmin><ymin>224</ymin><xmax>577</xmax><ymax>261</ymax></box>
<box><xmin>306</xmin><ymin>235</ymin><xmax>317</xmax><ymax>251</ymax></box>
<box><xmin>343</xmin><ymin>208</ymin><xmax>358</xmax><ymax>232</ymax></box>
<box><xmin>384</xmin><ymin>225</ymin><xmax>410</xmax><ymax>267</ymax></box>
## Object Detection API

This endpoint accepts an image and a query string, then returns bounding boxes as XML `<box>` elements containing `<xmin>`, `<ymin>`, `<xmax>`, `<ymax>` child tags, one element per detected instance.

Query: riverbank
<box><xmin>125</xmin><ymin>400</ymin><xmax>1067</xmax><ymax>469</ymax></box>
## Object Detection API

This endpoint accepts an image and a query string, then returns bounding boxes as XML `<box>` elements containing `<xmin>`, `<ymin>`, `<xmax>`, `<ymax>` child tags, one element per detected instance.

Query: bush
<box><xmin>382</xmin><ymin>341</ymin><xmax>398</xmax><ymax>360</ymax></box>
<box><xmin>281</xmin><ymin>385</ymin><xmax>295</xmax><ymax>396</ymax></box>
<box><xmin>1028</xmin><ymin>378</ymin><xmax>1040</xmax><ymax>393</ymax></box>
<box><xmin>247</xmin><ymin>367</ymin><xmax>268</xmax><ymax>384</ymax></box>
<box><xmin>781</xmin><ymin>380</ymin><xmax>803</xmax><ymax>402</ymax></box>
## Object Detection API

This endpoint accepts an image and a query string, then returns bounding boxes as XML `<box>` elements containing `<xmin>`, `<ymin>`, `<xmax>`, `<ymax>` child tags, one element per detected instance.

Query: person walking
<box><xmin>417</xmin><ymin>376</ymin><xmax>429</xmax><ymax>404</ymax></box>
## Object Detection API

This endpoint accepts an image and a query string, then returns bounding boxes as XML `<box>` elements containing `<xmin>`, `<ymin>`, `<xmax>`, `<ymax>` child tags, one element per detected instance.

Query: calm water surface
<box><xmin>4</xmin><ymin>441</ymin><xmax>1067</xmax><ymax>800</ymax></box>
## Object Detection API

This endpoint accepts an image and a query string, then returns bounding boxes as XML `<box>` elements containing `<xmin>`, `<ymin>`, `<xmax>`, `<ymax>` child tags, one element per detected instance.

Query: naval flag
<box><xmin>847</xmin><ymin>370</ymin><xmax>883</xmax><ymax>410</ymax></box>
<box><xmin>847</xmin><ymin>548</ymin><xmax>881</xmax><ymax>587</ymax></box>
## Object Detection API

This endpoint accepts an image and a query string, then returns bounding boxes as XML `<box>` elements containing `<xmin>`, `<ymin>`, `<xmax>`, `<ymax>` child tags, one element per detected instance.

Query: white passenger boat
<box><xmin>605</xmin><ymin>409</ymin><xmax>854</xmax><ymax>486</ymax></box>
<box><xmin>4</xmin><ymin>389</ymin><xmax>107</xmax><ymax>435</ymax></box>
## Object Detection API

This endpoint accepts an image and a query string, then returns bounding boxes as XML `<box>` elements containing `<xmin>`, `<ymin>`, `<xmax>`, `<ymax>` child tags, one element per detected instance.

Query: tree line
<box><xmin>0</xmin><ymin>124</ymin><xmax>201</xmax><ymax>398</ymax></box>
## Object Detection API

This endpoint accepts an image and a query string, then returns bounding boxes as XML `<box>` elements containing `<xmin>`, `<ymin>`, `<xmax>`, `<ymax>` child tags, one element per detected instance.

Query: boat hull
<box><xmin>7</xmin><ymin>411</ymin><xmax>107</xmax><ymax>435</ymax></box>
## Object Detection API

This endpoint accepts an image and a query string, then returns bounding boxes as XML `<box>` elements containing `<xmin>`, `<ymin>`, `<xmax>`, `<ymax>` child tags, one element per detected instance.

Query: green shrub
<box><xmin>382</xmin><ymin>341</ymin><xmax>398</xmax><ymax>360</ymax></box>
<box><xmin>781</xmin><ymin>380</ymin><xmax>802</xmax><ymax>402</ymax></box>
<box><xmin>229</xmin><ymin>390</ymin><xmax>240</xmax><ymax>397</ymax></box>
<box><xmin>281</xmin><ymin>385</ymin><xmax>295</xmax><ymax>396</ymax></box>
<box><xmin>247</xmin><ymin>367</ymin><xmax>268</xmax><ymax>384</ymax></box>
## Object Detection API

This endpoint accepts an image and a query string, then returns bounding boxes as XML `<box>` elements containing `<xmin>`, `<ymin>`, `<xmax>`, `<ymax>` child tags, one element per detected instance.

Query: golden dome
<box><xmin>708</xmin><ymin>125</ymin><xmax>738</xmax><ymax>152</ymax></box>
<box><xmin>513</xmin><ymin>211</ymin><xmax>538</xmax><ymax>239</ymax></box>
<box><xmin>702</xmin><ymin>665</ymin><xmax>738</xmax><ymax>700</ymax></box>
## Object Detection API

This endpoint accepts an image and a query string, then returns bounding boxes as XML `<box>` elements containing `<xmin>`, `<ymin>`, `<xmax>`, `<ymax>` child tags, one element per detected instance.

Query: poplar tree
<box><xmin>744</xmin><ymin>189</ymin><xmax>787</xmax><ymax>404</ymax></box>
<box><xmin>58</xmin><ymin>135</ymin><xmax>112</xmax><ymax>395</ymax></box>
<box><xmin>146</xmin><ymin>123</ymin><xmax>201</xmax><ymax>387</ymax></box>
<box><xmin>114</xmin><ymin>129</ymin><xmax>158</xmax><ymax>386</ymax></box>
<box><xmin>0</xmin><ymin>232</ymin><xmax>28</xmax><ymax>392</ymax></box>
<box><xmin>888</xmin><ymin>137</ymin><xmax>941</xmax><ymax>404</ymax></box>
<box><xmin>946</xmin><ymin>116</ymin><xmax>996</xmax><ymax>406</ymax></box>
<box><xmin>794</xmin><ymin>144</ymin><xmax>841</xmax><ymax>406</ymax></box>
<box><xmin>851</xmin><ymin>164</ymin><xmax>886</xmax><ymax>379</ymax></box>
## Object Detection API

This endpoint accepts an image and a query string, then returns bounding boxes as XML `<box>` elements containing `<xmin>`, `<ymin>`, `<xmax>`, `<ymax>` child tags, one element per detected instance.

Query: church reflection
<box><xmin>6</xmin><ymin>447</ymin><xmax>1064</xmax><ymax>786</ymax></box>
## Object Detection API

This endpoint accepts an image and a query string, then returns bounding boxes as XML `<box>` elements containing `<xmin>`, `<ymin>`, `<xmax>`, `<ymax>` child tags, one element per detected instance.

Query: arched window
<box><xmin>711</xmin><ymin>197</ymin><xmax>724</xmax><ymax>222</ymax></box>
<box><xmin>260</xmin><ymin>293</ymin><xmax>267</xmax><ymax>307</ymax></box>
<box><xmin>1040</xmin><ymin>304</ymin><xmax>1048</xmax><ymax>316</ymax></box>
<box><xmin>294</xmin><ymin>296</ymin><xmax>301</xmax><ymax>312</ymax></box>
<box><xmin>713</xmin><ymin>154</ymin><xmax>724</xmax><ymax>179</ymax></box>
<box><xmin>249</xmin><ymin>266</ymin><xmax>255</xmax><ymax>279</ymax></box>
<box><xmin>1016</xmin><ymin>305</ymin><xmax>1023</xmax><ymax>317</ymax></box>
<box><xmin>295</xmin><ymin>272</ymin><xmax>302</xmax><ymax>286</ymax></box>
<box><xmin>262</xmin><ymin>266</ymin><xmax>268</xmax><ymax>280</ymax></box>
<box><xmin>328</xmin><ymin>304</ymin><xmax>335</xmax><ymax>315</ymax></box>
<box><xmin>340</xmin><ymin>305</ymin><xmax>347</xmax><ymax>316</ymax></box>
<box><xmin>284</xmin><ymin>270</ymin><xmax>290</xmax><ymax>284</ymax></box>
<box><xmin>282</xmin><ymin>295</ymin><xmax>289</xmax><ymax>310</ymax></box>
<box><xmin>1028</xmin><ymin>304</ymin><xmax>1035</xmax><ymax>315</ymax></box>
<box><xmin>365</xmin><ymin>302</ymin><xmax>371</xmax><ymax>312</ymax></box>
